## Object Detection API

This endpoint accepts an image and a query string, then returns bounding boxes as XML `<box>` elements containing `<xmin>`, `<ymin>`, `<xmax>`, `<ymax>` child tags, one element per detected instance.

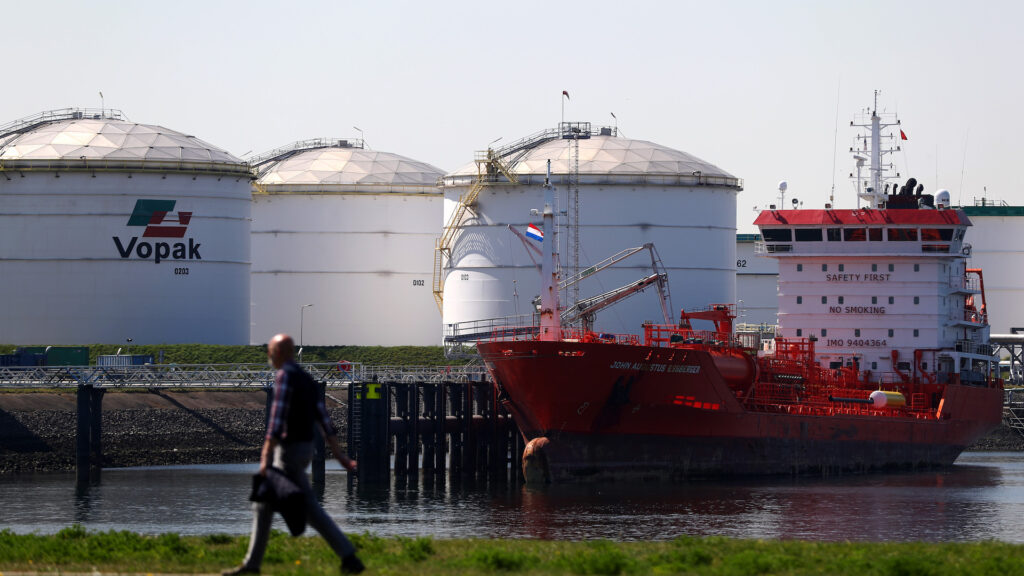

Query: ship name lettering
<box><xmin>668</xmin><ymin>365</ymin><xmax>700</xmax><ymax>374</ymax></box>
<box><xmin>610</xmin><ymin>361</ymin><xmax>633</xmax><ymax>370</ymax></box>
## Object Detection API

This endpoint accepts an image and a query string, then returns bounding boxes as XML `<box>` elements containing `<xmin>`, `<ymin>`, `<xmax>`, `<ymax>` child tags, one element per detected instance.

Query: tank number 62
<box><xmin>736</xmin><ymin>259</ymin><xmax>747</xmax><ymax>268</ymax></box>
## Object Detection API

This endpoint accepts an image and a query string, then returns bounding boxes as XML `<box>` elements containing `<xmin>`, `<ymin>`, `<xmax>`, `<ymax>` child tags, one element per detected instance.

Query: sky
<box><xmin>4</xmin><ymin>0</ymin><xmax>1022</xmax><ymax>232</ymax></box>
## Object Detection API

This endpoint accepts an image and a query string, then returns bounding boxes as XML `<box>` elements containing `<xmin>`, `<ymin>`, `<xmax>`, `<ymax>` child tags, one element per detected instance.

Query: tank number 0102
<box><xmin>412</xmin><ymin>279</ymin><xmax>425</xmax><ymax>286</ymax></box>
<box><xmin>174</xmin><ymin>267</ymin><xmax>190</xmax><ymax>275</ymax></box>
<box><xmin>736</xmin><ymin>259</ymin><xmax>747</xmax><ymax>268</ymax></box>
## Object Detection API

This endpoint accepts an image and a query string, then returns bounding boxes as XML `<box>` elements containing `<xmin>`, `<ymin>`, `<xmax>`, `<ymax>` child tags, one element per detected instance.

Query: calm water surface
<box><xmin>3</xmin><ymin>452</ymin><xmax>1024</xmax><ymax>542</ymax></box>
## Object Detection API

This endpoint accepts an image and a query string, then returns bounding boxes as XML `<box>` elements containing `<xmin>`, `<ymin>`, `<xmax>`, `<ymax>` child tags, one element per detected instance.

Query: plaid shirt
<box><xmin>266</xmin><ymin>360</ymin><xmax>337</xmax><ymax>441</ymax></box>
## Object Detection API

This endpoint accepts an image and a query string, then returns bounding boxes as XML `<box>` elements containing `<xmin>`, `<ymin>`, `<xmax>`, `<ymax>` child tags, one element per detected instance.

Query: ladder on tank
<box><xmin>432</xmin><ymin>129</ymin><xmax>567</xmax><ymax>312</ymax></box>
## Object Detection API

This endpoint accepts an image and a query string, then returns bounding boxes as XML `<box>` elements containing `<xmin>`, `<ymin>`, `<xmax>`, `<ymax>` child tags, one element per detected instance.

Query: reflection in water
<box><xmin>2</xmin><ymin>453</ymin><xmax>1023</xmax><ymax>542</ymax></box>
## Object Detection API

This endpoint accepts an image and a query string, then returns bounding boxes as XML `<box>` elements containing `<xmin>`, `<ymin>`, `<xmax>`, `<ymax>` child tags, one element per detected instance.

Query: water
<box><xmin>3</xmin><ymin>452</ymin><xmax>1024</xmax><ymax>542</ymax></box>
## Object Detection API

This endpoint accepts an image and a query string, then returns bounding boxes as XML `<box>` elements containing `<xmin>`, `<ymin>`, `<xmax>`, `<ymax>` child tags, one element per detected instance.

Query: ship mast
<box><xmin>539</xmin><ymin>159</ymin><xmax>561</xmax><ymax>341</ymax></box>
<box><xmin>851</xmin><ymin>90</ymin><xmax>901</xmax><ymax>208</ymax></box>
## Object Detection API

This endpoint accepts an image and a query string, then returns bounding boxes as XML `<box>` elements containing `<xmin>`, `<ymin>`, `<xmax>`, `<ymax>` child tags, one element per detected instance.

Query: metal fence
<box><xmin>0</xmin><ymin>362</ymin><xmax>490</xmax><ymax>389</ymax></box>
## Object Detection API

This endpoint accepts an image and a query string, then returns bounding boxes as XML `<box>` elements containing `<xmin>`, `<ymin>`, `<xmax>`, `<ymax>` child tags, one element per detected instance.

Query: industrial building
<box><xmin>0</xmin><ymin>108</ymin><xmax>252</xmax><ymax>345</ymax></box>
<box><xmin>437</xmin><ymin>122</ymin><xmax>743</xmax><ymax>336</ymax></box>
<box><xmin>250</xmin><ymin>139</ymin><xmax>444</xmax><ymax>346</ymax></box>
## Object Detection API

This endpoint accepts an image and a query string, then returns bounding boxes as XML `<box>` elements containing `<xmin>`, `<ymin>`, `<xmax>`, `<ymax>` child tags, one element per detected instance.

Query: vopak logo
<box><xmin>113</xmin><ymin>199</ymin><xmax>201</xmax><ymax>263</ymax></box>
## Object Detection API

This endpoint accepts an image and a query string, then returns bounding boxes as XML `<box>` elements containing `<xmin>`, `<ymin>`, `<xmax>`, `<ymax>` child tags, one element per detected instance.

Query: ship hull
<box><xmin>479</xmin><ymin>340</ymin><xmax>1003</xmax><ymax>481</ymax></box>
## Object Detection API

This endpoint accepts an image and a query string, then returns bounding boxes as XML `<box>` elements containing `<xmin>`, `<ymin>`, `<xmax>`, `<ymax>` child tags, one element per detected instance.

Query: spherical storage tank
<box><xmin>251</xmin><ymin>139</ymin><xmax>444</xmax><ymax>345</ymax></box>
<box><xmin>441</xmin><ymin>124</ymin><xmax>743</xmax><ymax>334</ymax></box>
<box><xmin>0</xmin><ymin>108</ymin><xmax>252</xmax><ymax>344</ymax></box>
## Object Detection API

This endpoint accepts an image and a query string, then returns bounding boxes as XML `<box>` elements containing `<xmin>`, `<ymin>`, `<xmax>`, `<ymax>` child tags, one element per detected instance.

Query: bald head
<box><xmin>268</xmin><ymin>333</ymin><xmax>295</xmax><ymax>368</ymax></box>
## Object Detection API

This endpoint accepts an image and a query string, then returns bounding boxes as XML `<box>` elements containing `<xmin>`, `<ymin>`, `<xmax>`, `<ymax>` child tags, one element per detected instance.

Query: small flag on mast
<box><xmin>562</xmin><ymin>90</ymin><xmax>570</xmax><ymax>100</ymax></box>
<box><xmin>900</xmin><ymin>129</ymin><xmax>908</xmax><ymax>141</ymax></box>
<box><xmin>526</xmin><ymin>223</ymin><xmax>544</xmax><ymax>242</ymax></box>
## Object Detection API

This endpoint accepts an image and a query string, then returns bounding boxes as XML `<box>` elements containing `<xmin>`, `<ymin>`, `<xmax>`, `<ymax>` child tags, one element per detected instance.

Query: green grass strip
<box><xmin>2</xmin><ymin>526</ymin><xmax>1024</xmax><ymax>575</ymax></box>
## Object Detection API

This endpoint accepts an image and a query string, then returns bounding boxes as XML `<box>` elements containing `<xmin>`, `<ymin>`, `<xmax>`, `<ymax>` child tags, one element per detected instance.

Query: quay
<box><xmin>0</xmin><ymin>363</ymin><xmax>522</xmax><ymax>485</ymax></box>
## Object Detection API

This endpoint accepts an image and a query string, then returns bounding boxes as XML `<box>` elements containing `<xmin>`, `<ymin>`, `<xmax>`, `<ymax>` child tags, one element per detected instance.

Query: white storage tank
<box><xmin>736</xmin><ymin>233</ymin><xmax>780</xmax><ymax>326</ymax></box>
<box><xmin>0</xmin><ymin>108</ymin><xmax>252</xmax><ymax>345</ymax></box>
<box><xmin>961</xmin><ymin>203</ymin><xmax>1024</xmax><ymax>334</ymax></box>
<box><xmin>439</xmin><ymin>123</ymin><xmax>743</xmax><ymax>335</ymax></box>
<box><xmin>250</xmin><ymin>139</ymin><xmax>444</xmax><ymax>346</ymax></box>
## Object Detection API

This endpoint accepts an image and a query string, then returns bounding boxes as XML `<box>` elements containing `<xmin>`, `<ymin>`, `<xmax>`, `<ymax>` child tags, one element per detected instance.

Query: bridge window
<box><xmin>827</xmin><ymin>228</ymin><xmax>842</xmax><ymax>241</ymax></box>
<box><xmin>869</xmin><ymin>228</ymin><xmax>883</xmax><ymax>241</ymax></box>
<box><xmin>762</xmin><ymin>228</ymin><xmax>792</xmax><ymax>242</ymax></box>
<box><xmin>921</xmin><ymin>228</ymin><xmax>954</xmax><ymax>241</ymax></box>
<box><xmin>796</xmin><ymin>229</ymin><xmax>823</xmax><ymax>241</ymax></box>
<box><xmin>844</xmin><ymin>228</ymin><xmax>867</xmax><ymax>241</ymax></box>
<box><xmin>888</xmin><ymin>228</ymin><xmax>918</xmax><ymax>241</ymax></box>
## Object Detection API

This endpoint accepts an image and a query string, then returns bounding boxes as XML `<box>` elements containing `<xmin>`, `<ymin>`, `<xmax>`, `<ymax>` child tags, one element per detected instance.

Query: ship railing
<box><xmin>955</xmin><ymin>340</ymin><xmax>994</xmax><ymax>356</ymax></box>
<box><xmin>643</xmin><ymin>325</ymin><xmax>738</xmax><ymax>348</ymax></box>
<box><xmin>950</xmin><ymin>308</ymin><xmax>989</xmax><ymax>326</ymax></box>
<box><xmin>444</xmin><ymin>314</ymin><xmax>539</xmax><ymax>344</ymax></box>
<box><xmin>948</xmin><ymin>274</ymin><xmax>981</xmax><ymax>293</ymax></box>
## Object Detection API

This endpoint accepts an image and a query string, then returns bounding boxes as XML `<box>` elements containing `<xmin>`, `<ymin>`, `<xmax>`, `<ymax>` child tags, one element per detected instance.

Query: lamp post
<box><xmin>126</xmin><ymin>337</ymin><xmax>132</xmax><ymax>356</ymax></box>
<box><xmin>300</xmin><ymin>304</ymin><xmax>313</xmax><ymax>363</ymax></box>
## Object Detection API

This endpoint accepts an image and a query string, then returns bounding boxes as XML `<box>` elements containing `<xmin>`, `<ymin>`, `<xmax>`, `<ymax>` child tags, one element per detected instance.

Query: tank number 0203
<box><xmin>736</xmin><ymin>259</ymin><xmax>747</xmax><ymax>268</ymax></box>
<box><xmin>174</xmin><ymin>267</ymin><xmax>189</xmax><ymax>275</ymax></box>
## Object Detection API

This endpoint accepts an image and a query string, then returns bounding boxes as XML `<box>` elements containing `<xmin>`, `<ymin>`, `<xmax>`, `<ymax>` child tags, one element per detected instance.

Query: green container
<box><xmin>19</xmin><ymin>346</ymin><xmax>90</xmax><ymax>366</ymax></box>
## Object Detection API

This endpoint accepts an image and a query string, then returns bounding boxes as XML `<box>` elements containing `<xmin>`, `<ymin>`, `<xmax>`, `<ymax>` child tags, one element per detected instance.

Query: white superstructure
<box><xmin>754</xmin><ymin>98</ymin><xmax>994</xmax><ymax>382</ymax></box>
<box><xmin>0</xmin><ymin>108</ymin><xmax>252</xmax><ymax>345</ymax></box>
<box><xmin>250</xmin><ymin>139</ymin><xmax>444</xmax><ymax>345</ymax></box>
<box><xmin>439</xmin><ymin>123</ymin><xmax>743</xmax><ymax>336</ymax></box>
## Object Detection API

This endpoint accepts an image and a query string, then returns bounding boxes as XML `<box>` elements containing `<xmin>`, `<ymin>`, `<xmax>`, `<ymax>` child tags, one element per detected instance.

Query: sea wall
<box><xmin>0</xmin><ymin>391</ymin><xmax>349</xmax><ymax>474</ymax></box>
<box><xmin>1</xmin><ymin>390</ymin><xmax>1021</xmax><ymax>474</ymax></box>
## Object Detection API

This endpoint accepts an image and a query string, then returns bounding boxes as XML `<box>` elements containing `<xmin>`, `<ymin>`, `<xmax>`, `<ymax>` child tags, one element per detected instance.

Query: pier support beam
<box><xmin>76</xmin><ymin>384</ymin><xmax>104</xmax><ymax>483</ymax></box>
<box><xmin>312</xmin><ymin>381</ymin><xmax>327</xmax><ymax>487</ymax></box>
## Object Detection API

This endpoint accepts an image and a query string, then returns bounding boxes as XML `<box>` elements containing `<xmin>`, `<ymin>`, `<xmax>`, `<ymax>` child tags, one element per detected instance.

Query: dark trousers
<box><xmin>241</xmin><ymin>442</ymin><xmax>355</xmax><ymax>569</ymax></box>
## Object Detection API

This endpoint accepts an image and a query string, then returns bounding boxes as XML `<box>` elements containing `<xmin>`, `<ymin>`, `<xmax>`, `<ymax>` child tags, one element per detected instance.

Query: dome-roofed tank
<box><xmin>251</xmin><ymin>138</ymin><xmax>444</xmax><ymax>345</ymax></box>
<box><xmin>439</xmin><ymin>123</ymin><xmax>742</xmax><ymax>335</ymax></box>
<box><xmin>0</xmin><ymin>108</ymin><xmax>252</xmax><ymax>344</ymax></box>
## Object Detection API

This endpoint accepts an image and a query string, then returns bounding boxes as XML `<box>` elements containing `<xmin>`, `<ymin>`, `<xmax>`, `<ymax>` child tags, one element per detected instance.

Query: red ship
<box><xmin>474</xmin><ymin>106</ymin><xmax>1003</xmax><ymax>483</ymax></box>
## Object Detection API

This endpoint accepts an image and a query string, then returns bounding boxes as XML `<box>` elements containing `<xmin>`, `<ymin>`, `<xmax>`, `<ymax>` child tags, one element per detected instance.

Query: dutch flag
<box><xmin>526</xmin><ymin>223</ymin><xmax>544</xmax><ymax>242</ymax></box>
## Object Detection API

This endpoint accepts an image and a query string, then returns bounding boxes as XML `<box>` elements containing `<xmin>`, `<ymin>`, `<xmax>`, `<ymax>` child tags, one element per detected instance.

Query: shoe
<box><xmin>222</xmin><ymin>565</ymin><xmax>259</xmax><ymax>576</ymax></box>
<box><xmin>341</xmin><ymin>554</ymin><xmax>365</xmax><ymax>574</ymax></box>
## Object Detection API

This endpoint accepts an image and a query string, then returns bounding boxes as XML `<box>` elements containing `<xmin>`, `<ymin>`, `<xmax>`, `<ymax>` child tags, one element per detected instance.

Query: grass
<box><xmin>2</xmin><ymin>528</ymin><xmax>1024</xmax><ymax>575</ymax></box>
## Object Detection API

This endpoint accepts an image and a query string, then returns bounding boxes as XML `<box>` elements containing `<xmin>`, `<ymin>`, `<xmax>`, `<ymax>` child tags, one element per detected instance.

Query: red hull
<box><xmin>479</xmin><ymin>340</ymin><xmax>1003</xmax><ymax>481</ymax></box>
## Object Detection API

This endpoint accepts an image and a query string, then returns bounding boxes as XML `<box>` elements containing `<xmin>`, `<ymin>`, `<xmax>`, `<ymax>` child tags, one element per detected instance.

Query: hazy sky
<box><xmin>5</xmin><ymin>0</ymin><xmax>1021</xmax><ymax>231</ymax></box>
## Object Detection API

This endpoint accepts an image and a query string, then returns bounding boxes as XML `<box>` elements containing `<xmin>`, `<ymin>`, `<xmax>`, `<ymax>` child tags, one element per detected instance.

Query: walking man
<box><xmin>224</xmin><ymin>333</ymin><xmax>364</xmax><ymax>575</ymax></box>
